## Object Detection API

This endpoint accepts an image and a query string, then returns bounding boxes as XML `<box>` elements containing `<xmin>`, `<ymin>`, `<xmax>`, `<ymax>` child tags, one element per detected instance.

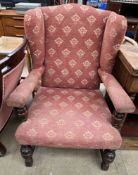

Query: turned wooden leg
<box><xmin>100</xmin><ymin>149</ymin><xmax>116</xmax><ymax>171</ymax></box>
<box><xmin>112</xmin><ymin>111</ymin><xmax>126</xmax><ymax>131</ymax></box>
<box><xmin>14</xmin><ymin>105</ymin><xmax>28</xmax><ymax>120</ymax></box>
<box><xmin>20</xmin><ymin>145</ymin><xmax>35</xmax><ymax>167</ymax></box>
<box><xmin>0</xmin><ymin>142</ymin><xmax>7</xmax><ymax>157</ymax></box>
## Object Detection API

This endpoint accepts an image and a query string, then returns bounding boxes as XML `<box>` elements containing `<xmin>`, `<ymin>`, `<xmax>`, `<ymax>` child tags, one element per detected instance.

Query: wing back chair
<box><xmin>0</xmin><ymin>38</ymin><xmax>26</xmax><ymax>156</ymax></box>
<box><xmin>6</xmin><ymin>4</ymin><xmax>135</xmax><ymax>170</ymax></box>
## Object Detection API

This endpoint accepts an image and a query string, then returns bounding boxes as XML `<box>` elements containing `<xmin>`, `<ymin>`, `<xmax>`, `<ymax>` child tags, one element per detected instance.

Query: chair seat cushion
<box><xmin>15</xmin><ymin>87</ymin><xmax>122</xmax><ymax>149</ymax></box>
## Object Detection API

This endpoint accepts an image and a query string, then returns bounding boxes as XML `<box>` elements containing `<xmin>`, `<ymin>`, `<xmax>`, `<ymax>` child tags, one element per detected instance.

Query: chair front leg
<box><xmin>14</xmin><ymin>105</ymin><xmax>28</xmax><ymax>120</ymax></box>
<box><xmin>105</xmin><ymin>93</ymin><xmax>127</xmax><ymax>131</ymax></box>
<box><xmin>0</xmin><ymin>142</ymin><xmax>6</xmax><ymax>157</ymax></box>
<box><xmin>100</xmin><ymin>149</ymin><xmax>116</xmax><ymax>171</ymax></box>
<box><xmin>112</xmin><ymin>111</ymin><xmax>126</xmax><ymax>131</ymax></box>
<box><xmin>100</xmin><ymin>111</ymin><xmax>126</xmax><ymax>170</ymax></box>
<box><xmin>20</xmin><ymin>145</ymin><xmax>35</xmax><ymax>167</ymax></box>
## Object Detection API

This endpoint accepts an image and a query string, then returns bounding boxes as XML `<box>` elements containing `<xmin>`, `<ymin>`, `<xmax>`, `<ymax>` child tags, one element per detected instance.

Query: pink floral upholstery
<box><xmin>16</xmin><ymin>87</ymin><xmax>122</xmax><ymax>149</ymax></box>
<box><xmin>98</xmin><ymin>69</ymin><xmax>135</xmax><ymax>113</ymax></box>
<box><xmin>7</xmin><ymin>66</ymin><xmax>44</xmax><ymax>107</ymax></box>
<box><xmin>0</xmin><ymin>58</ymin><xmax>25</xmax><ymax>131</ymax></box>
<box><xmin>100</xmin><ymin>12</ymin><xmax>127</xmax><ymax>73</ymax></box>
<box><xmin>24</xmin><ymin>4</ymin><xmax>126</xmax><ymax>89</ymax></box>
<box><xmin>41</xmin><ymin>5</ymin><xmax>110</xmax><ymax>89</ymax></box>
<box><xmin>3</xmin><ymin>59</ymin><xmax>25</xmax><ymax>102</ymax></box>
<box><xmin>24</xmin><ymin>8</ymin><xmax>45</xmax><ymax>69</ymax></box>
<box><xmin>6</xmin><ymin>4</ymin><xmax>132</xmax><ymax>150</ymax></box>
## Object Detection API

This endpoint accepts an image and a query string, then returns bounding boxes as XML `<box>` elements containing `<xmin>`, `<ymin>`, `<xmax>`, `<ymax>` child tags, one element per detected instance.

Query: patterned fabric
<box><xmin>24</xmin><ymin>8</ymin><xmax>45</xmax><ymax>69</ymax></box>
<box><xmin>41</xmin><ymin>5</ymin><xmax>110</xmax><ymax>89</ymax></box>
<box><xmin>3</xmin><ymin>59</ymin><xmax>25</xmax><ymax>102</ymax></box>
<box><xmin>6</xmin><ymin>66</ymin><xmax>44</xmax><ymax>107</ymax></box>
<box><xmin>100</xmin><ymin>12</ymin><xmax>127</xmax><ymax>73</ymax></box>
<box><xmin>10</xmin><ymin>4</ymin><xmax>129</xmax><ymax>150</ymax></box>
<box><xmin>0</xmin><ymin>58</ymin><xmax>25</xmax><ymax>131</ymax></box>
<box><xmin>24</xmin><ymin>4</ymin><xmax>126</xmax><ymax>89</ymax></box>
<box><xmin>98</xmin><ymin>69</ymin><xmax>135</xmax><ymax>113</ymax></box>
<box><xmin>15</xmin><ymin>87</ymin><xmax>122</xmax><ymax>149</ymax></box>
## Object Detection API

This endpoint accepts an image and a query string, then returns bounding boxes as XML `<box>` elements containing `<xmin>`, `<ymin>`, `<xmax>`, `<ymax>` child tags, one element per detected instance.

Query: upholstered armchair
<box><xmin>7</xmin><ymin>4</ymin><xmax>135</xmax><ymax>170</ymax></box>
<box><xmin>0</xmin><ymin>38</ymin><xmax>26</xmax><ymax>156</ymax></box>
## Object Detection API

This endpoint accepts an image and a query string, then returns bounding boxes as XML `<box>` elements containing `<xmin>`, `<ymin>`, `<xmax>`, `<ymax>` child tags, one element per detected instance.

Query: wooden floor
<box><xmin>0</xmin><ymin>114</ymin><xmax>138</xmax><ymax>175</ymax></box>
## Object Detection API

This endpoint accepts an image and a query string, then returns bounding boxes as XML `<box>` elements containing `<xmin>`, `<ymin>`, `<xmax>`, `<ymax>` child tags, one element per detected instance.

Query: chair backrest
<box><xmin>24</xmin><ymin>3</ymin><xmax>127</xmax><ymax>90</ymax></box>
<box><xmin>0</xmin><ymin>38</ymin><xmax>26</xmax><ymax>131</ymax></box>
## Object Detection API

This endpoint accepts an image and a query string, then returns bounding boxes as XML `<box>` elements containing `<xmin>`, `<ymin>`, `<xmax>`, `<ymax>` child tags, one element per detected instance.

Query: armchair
<box><xmin>0</xmin><ymin>38</ymin><xmax>26</xmax><ymax>156</ymax></box>
<box><xmin>7</xmin><ymin>4</ymin><xmax>135</xmax><ymax>170</ymax></box>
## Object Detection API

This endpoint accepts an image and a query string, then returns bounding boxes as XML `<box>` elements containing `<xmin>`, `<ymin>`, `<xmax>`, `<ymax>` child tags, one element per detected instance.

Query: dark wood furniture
<box><xmin>113</xmin><ymin>37</ymin><xmax>138</xmax><ymax>149</ymax></box>
<box><xmin>0</xmin><ymin>37</ymin><xmax>26</xmax><ymax>156</ymax></box>
<box><xmin>82</xmin><ymin>0</ymin><xmax>87</xmax><ymax>4</ymax></box>
<box><xmin>0</xmin><ymin>18</ymin><xmax>4</xmax><ymax>36</ymax></box>
<box><xmin>0</xmin><ymin>10</ymin><xmax>24</xmax><ymax>37</ymax></box>
<box><xmin>0</xmin><ymin>10</ymin><xmax>33</xmax><ymax>72</ymax></box>
<box><xmin>114</xmin><ymin>39</ymin><xmax>138</xmax><ymax>94</ymax></box>
<box><xmin>107</xmin><ymin>0</ymin><xmax>138</xmax><ymax>42</ymax></box>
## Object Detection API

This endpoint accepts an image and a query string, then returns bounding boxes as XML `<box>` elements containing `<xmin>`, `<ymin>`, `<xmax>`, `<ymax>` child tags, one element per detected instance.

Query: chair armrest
<box><xmin>6</xmin><ymin>66</ymin><xmax>44</xmax><ymax>107</ymax></box>
<box><xmin>98</xmin><ymin>69</ymin><xmax>135</xmax><ymax>113</ymax></box>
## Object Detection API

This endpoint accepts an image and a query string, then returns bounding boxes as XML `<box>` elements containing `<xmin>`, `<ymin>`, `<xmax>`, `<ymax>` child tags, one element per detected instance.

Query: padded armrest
<box><xmin>98</xmin><ymin>69</ymin><xmax>135</xmax><ymax>113</ymax></box>
<box><xmin>6</xmin><ymin>66</ymin><xmax>44</xmax><ymax>107</ymax></box>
